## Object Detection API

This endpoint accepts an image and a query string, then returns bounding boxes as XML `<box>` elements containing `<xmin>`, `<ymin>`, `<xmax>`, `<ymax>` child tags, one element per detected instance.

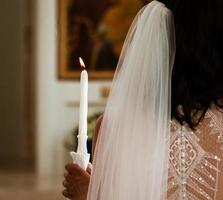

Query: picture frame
<box><xmin>57</xmin><ymin>0</ymin><xmax>145</xmax><ymax>80</ymax></box>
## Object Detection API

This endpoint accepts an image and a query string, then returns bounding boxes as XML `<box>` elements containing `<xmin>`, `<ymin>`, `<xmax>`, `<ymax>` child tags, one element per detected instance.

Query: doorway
<box><xmin>0</xmin><ymin>0</ymin><xmax>35</xmax><ymax>171</ymax></box>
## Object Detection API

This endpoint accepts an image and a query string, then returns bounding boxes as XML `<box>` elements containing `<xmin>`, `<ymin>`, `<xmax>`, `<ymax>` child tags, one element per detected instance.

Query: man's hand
<box><xmin>62</xmin><ymin>163</ymin><xmax>92</xmax><ymax>200</ymax></box>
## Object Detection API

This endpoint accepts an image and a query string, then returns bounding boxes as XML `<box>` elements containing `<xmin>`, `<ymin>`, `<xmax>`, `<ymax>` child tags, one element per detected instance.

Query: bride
<box><xmin>63</xmin><ymin>0</ymin><xmax>223</xmax><ymax>199</ymax></box>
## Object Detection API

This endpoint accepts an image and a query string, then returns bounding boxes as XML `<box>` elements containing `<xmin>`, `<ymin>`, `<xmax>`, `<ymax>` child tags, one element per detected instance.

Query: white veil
<box><xmin>87</xmin><ymin>1</ymin><xmax>176</xmax><ymax>199</ymax></box>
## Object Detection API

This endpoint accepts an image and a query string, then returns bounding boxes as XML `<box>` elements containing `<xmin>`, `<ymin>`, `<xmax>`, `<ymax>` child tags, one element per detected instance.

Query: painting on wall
<box><xmin>58</xmin><ymin>0</ymin><xmax>147</xmax><ymax>80</ymax></box>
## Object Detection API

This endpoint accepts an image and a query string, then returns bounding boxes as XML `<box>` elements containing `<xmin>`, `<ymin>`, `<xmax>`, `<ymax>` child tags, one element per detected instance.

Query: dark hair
<box><xmin>159</xmin><ymin>0</ymin><xmax>223</xmax><ymax>129</ymax></box>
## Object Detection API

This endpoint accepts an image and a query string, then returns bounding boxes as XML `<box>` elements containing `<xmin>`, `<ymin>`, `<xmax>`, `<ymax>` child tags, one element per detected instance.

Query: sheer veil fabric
<box><xmin>87</xmin><ymin>1</ymin><xmax>176</xmax><ymax>199</ymax></box>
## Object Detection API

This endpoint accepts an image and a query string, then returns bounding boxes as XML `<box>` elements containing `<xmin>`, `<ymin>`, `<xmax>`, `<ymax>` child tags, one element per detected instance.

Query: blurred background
<box><xmin>0</xmin><ymin>0</ymin><xmax>146</xmax><ymax>199</ymax></box>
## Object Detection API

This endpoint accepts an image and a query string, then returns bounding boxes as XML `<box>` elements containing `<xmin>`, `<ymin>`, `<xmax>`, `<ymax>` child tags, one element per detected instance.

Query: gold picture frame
<box><xmin>58</xmin><ymin>0</ymin><xmax>145</xmax><ymax>80</ymax></box>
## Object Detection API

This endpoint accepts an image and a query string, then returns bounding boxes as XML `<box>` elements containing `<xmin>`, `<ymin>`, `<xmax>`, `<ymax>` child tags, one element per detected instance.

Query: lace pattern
<box><xmin>206</xmin><ymin>110</ymin><xmax>223</xmax><ymax>151</ymax></box>
<box><xmin>168</xmin><ymin>108</ymin><xmax>223</xmax><ymax>200</ymax></box>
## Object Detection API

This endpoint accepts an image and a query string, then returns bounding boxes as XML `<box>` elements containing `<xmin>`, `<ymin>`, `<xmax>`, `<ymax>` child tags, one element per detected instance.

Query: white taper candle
<box><xmin>67</xmin><ymin>59</ymin><xmax>90</xmax><ymax>199</ymax></box>
<box><xmin>77</xmin><ymin>58</ymin><xmax>88</xmax><ymax>154</ymax></box>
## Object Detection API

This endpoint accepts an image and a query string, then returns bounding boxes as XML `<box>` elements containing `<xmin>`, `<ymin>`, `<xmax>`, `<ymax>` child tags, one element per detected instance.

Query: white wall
<box><xmin>35</xmin><ymin>0</ymin><xmax>111</xmax><ymax>177</ymax></box>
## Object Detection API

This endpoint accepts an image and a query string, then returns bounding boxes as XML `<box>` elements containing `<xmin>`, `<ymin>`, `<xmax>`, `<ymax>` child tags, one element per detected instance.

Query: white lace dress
<box><xmin>168</xmin><ymin>107</ymin><xmax>223</xmax><ymax>200</ymax></box>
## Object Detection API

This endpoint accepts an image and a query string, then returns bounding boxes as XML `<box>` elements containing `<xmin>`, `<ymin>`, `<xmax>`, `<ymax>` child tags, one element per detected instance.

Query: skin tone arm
<box><xmin>62</xmin><ymin>115</ymin><xmax>103</xmax><ymax>200</ymax></box>
<box><xmin>92</xmin><ymin>115</ymin><xmax>103</xmax><ymax>157</ymax></box>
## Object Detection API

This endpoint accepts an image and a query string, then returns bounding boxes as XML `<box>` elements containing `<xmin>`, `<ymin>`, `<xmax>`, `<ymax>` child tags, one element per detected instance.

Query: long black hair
<box><xmin>159</xmin><ymin>0</ymin><xmax>223</xmax><ymax>129</ymax></box>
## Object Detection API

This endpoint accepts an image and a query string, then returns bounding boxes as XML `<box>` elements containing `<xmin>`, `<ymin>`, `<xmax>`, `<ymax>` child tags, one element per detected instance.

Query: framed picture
<box><xmin>58</xmin><ymin>0</ymin><xmax>146</xmax><ymax>80</ymax></box>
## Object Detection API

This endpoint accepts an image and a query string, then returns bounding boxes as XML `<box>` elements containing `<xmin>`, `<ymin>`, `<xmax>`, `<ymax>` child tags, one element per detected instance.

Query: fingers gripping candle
<box><xmin>70</xmin><ymin>57</ymin><xmax>90</xmax><ymax>170</ymax></box>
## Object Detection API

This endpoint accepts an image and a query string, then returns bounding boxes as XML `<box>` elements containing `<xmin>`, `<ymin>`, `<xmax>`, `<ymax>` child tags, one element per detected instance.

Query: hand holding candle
<box><xmin>70</xmin><ymin>57</ymin><xmax>90</xmax><ymax>170</ymax></box>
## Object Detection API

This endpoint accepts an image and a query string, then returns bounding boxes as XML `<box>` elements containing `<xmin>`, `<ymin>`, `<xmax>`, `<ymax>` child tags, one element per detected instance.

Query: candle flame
<box><xmin>79</xmin><ymin>57</ymin><xmax>86</xmax><ymax>69</ymax></box>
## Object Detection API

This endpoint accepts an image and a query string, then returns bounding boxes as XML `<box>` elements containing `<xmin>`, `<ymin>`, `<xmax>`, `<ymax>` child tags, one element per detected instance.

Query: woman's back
<box><xmin>63</xmin><ymin>1</ymin><xmax>223</xmax><ymax>199</ymax></box>
<box><xmin>168</xmin><ymin>105</ymin><xmax>223</xmax><ymax>200</ymax></box>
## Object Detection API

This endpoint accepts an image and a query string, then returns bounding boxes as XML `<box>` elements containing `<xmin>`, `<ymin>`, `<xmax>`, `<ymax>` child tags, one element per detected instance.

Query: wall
<box><xmin>0</xmin><ymin>0</ymin><xmax>27</xmax><ymax>167</ymax></box>
<box><xmin>35</xmin><ymin>0</ymin><xmax>111</xmax><ymax>177</ymax></box>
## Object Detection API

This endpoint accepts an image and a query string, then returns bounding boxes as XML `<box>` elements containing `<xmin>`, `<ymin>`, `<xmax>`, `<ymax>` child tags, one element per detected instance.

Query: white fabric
<box><xmin>87</xmin><ymin>1</ymin><xmax>176</xmax><ymax>199</ymax></box>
